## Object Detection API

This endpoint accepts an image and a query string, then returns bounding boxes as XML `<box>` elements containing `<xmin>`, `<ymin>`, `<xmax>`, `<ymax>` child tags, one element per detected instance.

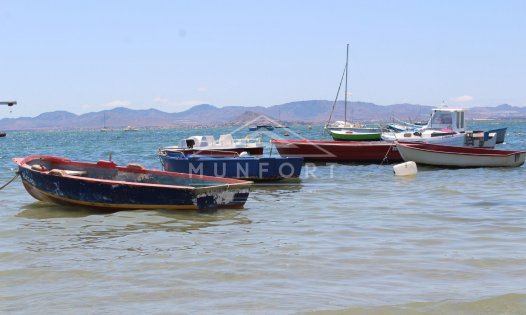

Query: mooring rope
<box><xmin>380</xmin><ymin>144</ymin><xmax>394</xmax><ymax>166</ymax></box>
<box><xmin>0</xmin><ymin>172</ymin><xmax>20</xmax><ymax>190</ymax></box>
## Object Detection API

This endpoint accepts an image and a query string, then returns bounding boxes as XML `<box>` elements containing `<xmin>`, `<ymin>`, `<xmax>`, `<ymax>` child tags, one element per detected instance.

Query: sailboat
<box><xmin>100</xmin><ymin>112</ymin><xmax>111</xmax><ymax>132</ymax></box>
<box><xmin>325</xmin><ymin>44</ymin><xmax>382</xmax><ymax>141</ymax></box>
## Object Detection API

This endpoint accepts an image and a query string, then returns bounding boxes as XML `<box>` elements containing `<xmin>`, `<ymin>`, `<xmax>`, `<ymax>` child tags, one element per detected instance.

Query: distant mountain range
<box><xmin>1</xmin><ymin>100</ymin><xmax>525</xmax><ymax>131</ymax></box>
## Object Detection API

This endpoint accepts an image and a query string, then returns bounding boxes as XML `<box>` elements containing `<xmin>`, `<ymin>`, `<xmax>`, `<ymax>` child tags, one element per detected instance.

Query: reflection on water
<box><xmin>16</xmin><ymin>204</ymin><xmax>253</xmax><ymax>257</ymax></box>
<box><xmin>250</xmin><ymin>182</ymin><xmax>302</xmax><ymax>193</ymax></box>
<box><xmin>17</xmin><ymin>201</ymin><xmax>252</xmax><ymax>233</ymax></box>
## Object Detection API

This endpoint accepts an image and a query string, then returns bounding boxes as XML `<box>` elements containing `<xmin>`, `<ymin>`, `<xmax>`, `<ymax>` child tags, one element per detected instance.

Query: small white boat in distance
<box><xmin>396</xmin><ymin>141</ymin><xmax>526</xmax><ymax>168</ymax></box>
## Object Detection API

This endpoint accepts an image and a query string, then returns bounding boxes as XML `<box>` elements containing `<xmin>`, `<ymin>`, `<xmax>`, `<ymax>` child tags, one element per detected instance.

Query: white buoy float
<box><xmin>393</xmin><ymin>161</ymin><xmax>417</xmax><ymax>176</ymax></box>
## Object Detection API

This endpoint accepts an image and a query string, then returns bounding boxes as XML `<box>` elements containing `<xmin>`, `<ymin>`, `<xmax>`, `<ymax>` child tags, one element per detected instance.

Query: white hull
<box><xmin>396</xmin><ymin>143</ymin><xmax>526</xmax><ymax>167</ymax></box>
<box><xmin>382</xmin><ymin>131</ymin><xmax>497</xmax><ymax>148</ymax></box>
<box><xmin>382</xmin><ymin>132</ymin><xmax>466</xmax><ymax>146</ymax></box>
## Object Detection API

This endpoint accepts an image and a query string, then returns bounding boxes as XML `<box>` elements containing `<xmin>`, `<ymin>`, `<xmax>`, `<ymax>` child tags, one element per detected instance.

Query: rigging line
<box><xmin>0</xmin><ymin>172</ymin><xmax>20</xmax><ymax>191</ymax></box>
<box><xmin>326</xmin><ymin>64</ymin><xmax>347</xmax><ymax>128</ymax></box>
<box><xmin>344</xmin><ymin>43</ymin><xmax>349</xmax><ymax>123</ymax></box>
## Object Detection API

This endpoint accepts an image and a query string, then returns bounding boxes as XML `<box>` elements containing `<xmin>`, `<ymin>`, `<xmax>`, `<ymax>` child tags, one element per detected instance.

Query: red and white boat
<box><xmin>271</xmin><ymin>139</ymin><xmax>403</xmax><ymax>163</ymax></box>
<box><xmin>396</xmin><ymin>142</ymin><xmax>526</xmax><ymax>167</ymax></box>
<box><xmin>160</xmin><ymin>134</ymin><xmax>264</xmax><ymax>156</ymax></box>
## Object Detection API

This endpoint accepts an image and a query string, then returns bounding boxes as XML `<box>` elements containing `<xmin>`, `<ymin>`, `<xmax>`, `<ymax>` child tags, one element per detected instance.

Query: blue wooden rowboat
<box><xmin>159</xmin><ymin>151</ymin><xmax>303</xmax><ymax>181</ymax></box>
<box><xmin>14</xmin><ymin>156</ymin><xmax>252</xmax><ymax>211</ymax></box>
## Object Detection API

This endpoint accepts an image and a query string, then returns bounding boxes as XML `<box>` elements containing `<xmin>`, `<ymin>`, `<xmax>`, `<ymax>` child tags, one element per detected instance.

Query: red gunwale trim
<box><xmin>13</xmin><ymin>156</ymin><xmax>253</xmax><ymax>190</ymax></box>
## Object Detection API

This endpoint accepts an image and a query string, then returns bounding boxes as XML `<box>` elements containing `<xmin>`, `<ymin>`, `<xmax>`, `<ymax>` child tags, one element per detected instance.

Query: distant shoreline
<box><xmin>2</xmin><ymin>101</ymin><xmax>526</xmax><ymax>132</ymax></box>
<box><xmin>2</xmin><ymin>118</ymin><xmax>525</xmax><ymax>133</ymax></box>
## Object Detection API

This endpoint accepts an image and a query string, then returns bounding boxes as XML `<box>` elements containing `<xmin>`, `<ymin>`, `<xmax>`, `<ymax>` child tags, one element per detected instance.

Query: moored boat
<box><xmin>325</xmin><ymin>44</ymin><xmax>376</xmax><ymax>134</ymax></box>
<box><xmin>249</xmin><ymin>125</ymin><xmax>275</xmax><ymax>131</ymax></box>
<box><xmin>386</xmin><ymin>119</ymin><xmax>424</xmax><ymax>132</ymax></box>
<box><xmin>14</xmin><ymin>156</ymin><xmax>252</xmax><ymax>211</ymax></box>
<box><xmin>159</xmin><ymin>151</ymin><xmax>303</xmax><ymax>180</ymax></box>
<box><xmin>382</xmin><ymin>108</ymin><xmax>498</xmax><ymax>148</ymax></box>
<box><xmin>395</xmin><ymin>142</ymin><xmax>526</xmax><ymax>167</ymax></box>
<box><xmin>271</xmin><ymin>139</ymin><xmax>402</xmax><ymax>163</ymax></box>
<box><xmin>161</xmin><ymin>133</ymin><xmax>264</xmax><ymax>156</ymax></box>
<box><xmin>329</xmin><ymin>129</ymin><xmax>382</xmax><ymax>141</ymax></box>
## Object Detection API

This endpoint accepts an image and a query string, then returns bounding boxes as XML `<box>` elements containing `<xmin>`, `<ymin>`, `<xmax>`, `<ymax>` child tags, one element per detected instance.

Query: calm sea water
<box><xmin>1</xmin><ymin>122</ymin><xmax>526</xmax><ymax>314</ymax></box>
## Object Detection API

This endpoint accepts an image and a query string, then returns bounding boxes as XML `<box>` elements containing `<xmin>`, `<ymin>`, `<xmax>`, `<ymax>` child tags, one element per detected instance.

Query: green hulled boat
<box><xmin>329</xmin><ymin>129</ymin><xmax>382</xmax><ymax>141</ymax></box>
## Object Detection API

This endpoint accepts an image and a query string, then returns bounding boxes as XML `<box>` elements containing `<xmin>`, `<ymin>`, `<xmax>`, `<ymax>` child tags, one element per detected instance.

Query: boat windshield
<box><xmin>431</xmin><ymin>112</ymin><xmax>453</xmax><ymax>125</ymax></box>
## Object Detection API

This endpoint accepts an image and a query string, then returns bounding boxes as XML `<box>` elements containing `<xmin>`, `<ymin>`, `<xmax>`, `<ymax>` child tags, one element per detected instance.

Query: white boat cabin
<box><xmin>425</xmin><ymin>108</ymin><xmax>466</xmax><ymax>132</ymax></box>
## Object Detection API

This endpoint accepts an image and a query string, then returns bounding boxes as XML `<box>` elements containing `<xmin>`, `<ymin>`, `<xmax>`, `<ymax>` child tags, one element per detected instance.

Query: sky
<box><xmin>1</xmin><ymin>0</ymin><xmax>525</xmax><ymax>118</ymax></box>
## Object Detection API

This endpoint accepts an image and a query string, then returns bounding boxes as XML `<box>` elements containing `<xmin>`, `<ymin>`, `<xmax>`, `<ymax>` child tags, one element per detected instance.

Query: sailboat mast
<box><xmin>344</xmin><ymin>43</ymin><xmax>349</xmax><ymax>123</ymax></box>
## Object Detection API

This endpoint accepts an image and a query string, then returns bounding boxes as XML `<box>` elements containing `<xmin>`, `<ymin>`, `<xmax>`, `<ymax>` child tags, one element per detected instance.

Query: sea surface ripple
<box><xmin>1</xmin><ymin>122</ymin><xmax>526</xmax><ymax>314</ymax></box>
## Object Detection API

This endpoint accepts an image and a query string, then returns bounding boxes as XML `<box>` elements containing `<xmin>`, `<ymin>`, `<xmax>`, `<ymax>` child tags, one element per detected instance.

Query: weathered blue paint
<box><xmin>14</xmin><ymin>156</ymin><xmax>252</xmax><ymax>211</ymax></box>
<box><xmin>159</xmin><ymin>154</ymin><xmax>303</xmax><ymax>180</ymax></box>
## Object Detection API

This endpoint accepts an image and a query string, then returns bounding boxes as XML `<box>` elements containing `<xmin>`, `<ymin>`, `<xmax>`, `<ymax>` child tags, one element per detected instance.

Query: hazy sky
<box><xmin>1</xmin><ymin>0</ymin><xmax>525</xmax><ymax>117</ymax></box>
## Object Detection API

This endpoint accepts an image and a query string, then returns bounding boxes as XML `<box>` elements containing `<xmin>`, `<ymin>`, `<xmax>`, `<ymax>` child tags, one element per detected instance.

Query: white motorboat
<box><xmin>382</xmin><ymin>108</ymin><xmax>497</xmax><ymax>148</ymax></box>
<box><xmin>160</xmin><ymin>134</ymin><xmax>264</xmax><ymax>156</ymax></box>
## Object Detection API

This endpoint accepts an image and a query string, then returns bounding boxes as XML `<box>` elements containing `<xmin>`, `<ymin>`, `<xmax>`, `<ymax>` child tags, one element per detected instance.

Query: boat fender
<box><xmin>126</xmin><ymin>164</ymin><xmax>145</xmax><ymax>170</ymax></box>
<box><xmin>239</xmin><ymin>151</ymin><xmax>249</xmax><ymax>157</ymax></box>
<box><xmin>31</xmin><ymin>164</ymin><xmax>48</xmax><ymax>171</ymax></box>
<box><xmin>393</xmin><ymin>161</ymin><xmax>417</xmax><ymax>176</ymax></box>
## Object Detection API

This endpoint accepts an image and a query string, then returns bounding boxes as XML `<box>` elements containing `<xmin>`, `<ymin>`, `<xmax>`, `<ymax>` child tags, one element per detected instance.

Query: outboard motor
<box><xmin>185</xmin><ymin>139</ymin><xmax>195</xmax><ymax>149</ymax></box>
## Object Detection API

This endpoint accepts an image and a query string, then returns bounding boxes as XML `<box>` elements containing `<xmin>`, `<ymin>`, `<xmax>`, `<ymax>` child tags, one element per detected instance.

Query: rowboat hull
<box><xmin>396</xmin><ymin>142</ymin><xmax>526</xmax><ymax>167</ymax></box>
<box><xmin>160</xmin><ymin>154</ymin><xmax>303</xmax><ymax>181</ymax></box>
<box><xmin>271</xmin><ymin>139</ymin><xmax>402</xmax><ymax>163</ymax></box>
<box><xmin>14</xmin><ymin>156</ymin><xmax>252</xmax><ymax>211</ymax></box>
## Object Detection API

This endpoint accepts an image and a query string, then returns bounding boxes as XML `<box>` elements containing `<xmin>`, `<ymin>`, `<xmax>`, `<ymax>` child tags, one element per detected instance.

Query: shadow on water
<box><xmin>17</xmin><ymin>202</ymin><xmax>114</xmax><ymax>219</ymax></box>
<box><xmin>16</xmin><ymin>203</ymin><xmax>254</xmax><ymax>250</ymax></box>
